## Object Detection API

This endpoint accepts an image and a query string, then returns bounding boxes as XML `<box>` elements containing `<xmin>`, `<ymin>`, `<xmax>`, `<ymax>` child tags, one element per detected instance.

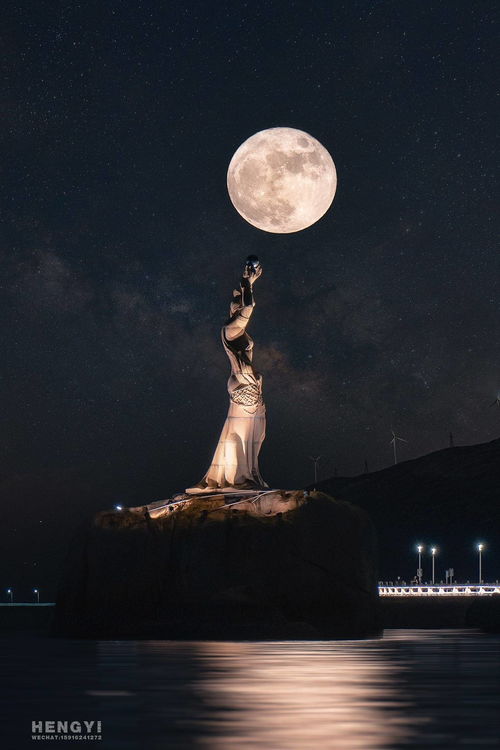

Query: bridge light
<box><xmin>416</xmin><ymin>544</ymin><xmax>424</xmax><ymax>584</ymax></box>
<box><xmin>430</xmin><ymin>547</ymin><xmax>437</xmax><ymax>584</ymax></box>
<box><xmin>477</xmin><ymin>542</ymin><xmax>485</xmax><ymax>583</ymax></box>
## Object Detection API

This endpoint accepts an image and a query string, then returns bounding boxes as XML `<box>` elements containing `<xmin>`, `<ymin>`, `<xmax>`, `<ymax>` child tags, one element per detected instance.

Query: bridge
<box><xmin>379</xmin><ymin>584</ymin><xmax>500</xmax><ymax>597</ymax></box>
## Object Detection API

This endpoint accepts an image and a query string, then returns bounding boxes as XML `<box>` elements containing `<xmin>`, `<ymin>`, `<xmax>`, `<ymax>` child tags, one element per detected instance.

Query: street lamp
<box><xmin>431</xmin><ymin>547</ymin><xmax>437</xmax><ymax>584</ymax></box>
<box><xmin>33</xmin><ymin>588</ymin><xmax>40</xmax><ymax>604</ymax></box>
<box><xmin>416</xmin><ymin>544</ymin><xmax>424</xmax><ymax>584</ymax></box>
<box><xmin>477</xmin><ymin>543</ymin><xmax>484</xmax><ymax>584</ymax></box>
<box><xmin>6</xmin><ymin>588</ymin><xmax>13</xmax><ymax>604</ymax></box>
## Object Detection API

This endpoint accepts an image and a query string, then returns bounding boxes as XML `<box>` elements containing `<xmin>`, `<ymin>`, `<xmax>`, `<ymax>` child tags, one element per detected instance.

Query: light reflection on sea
<box><xmin>191</xmin><ymin>639</ymin><xmax>416</xmax><ymax>749</ymax></box>
<box><xmin>2</xmin><ymin>630</ymin><xmax>500</xmax><ymax>748</ymax></box>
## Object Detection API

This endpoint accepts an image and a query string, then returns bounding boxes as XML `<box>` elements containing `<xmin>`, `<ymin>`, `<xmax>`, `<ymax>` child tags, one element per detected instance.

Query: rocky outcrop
<box><xmin>314</xmin><ymin>438</ymin><xmax>500</xmax><ymax>581</ymax></box>
<box><xmin>53</xmin><ymin>491</ymin><xmax>380</xmax><ymax>639</ymax></box>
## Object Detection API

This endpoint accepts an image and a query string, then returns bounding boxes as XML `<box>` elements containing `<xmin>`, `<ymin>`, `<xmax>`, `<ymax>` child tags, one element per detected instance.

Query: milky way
<box><xmin>1</xmin><ymin>2</ymin><xmax>498</xmax><ymax>594</ymax></box>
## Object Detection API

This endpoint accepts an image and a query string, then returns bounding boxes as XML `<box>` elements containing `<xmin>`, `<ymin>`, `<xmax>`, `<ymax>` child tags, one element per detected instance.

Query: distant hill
<box><xmin>311</xmin><ymin>438</ymin><xmax>500</xmax><ymax>583</ymax></box>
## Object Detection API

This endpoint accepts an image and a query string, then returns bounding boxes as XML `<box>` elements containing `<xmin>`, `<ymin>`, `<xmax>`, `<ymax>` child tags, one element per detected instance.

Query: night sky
<box><xmin>1</xmin><ymin>2</ymin><xmax>498</xmax><ymax>595</ymax></box>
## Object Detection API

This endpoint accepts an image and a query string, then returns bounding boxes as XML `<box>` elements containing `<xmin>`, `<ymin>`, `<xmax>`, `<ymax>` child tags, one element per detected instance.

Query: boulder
<box><xmin>53</xmin><ymin>491</ymin><xmax>380</xmax><ymax>639</ymax></box>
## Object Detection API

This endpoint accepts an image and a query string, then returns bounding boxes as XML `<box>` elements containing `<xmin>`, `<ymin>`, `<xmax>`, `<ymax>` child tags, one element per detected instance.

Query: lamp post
<box><xmin>431</xmin><ymin>547</ymin><xmax>437</xmax><ymax>584</ymax></box>
<box><xmin>33</xmin><ymin>588</ymin><xmax>40</xmax><ymax>604</ymax></box>
<box><xmin>6</xmin><ymin>588</ymin><xmax>13</xmax><ymax>604</ymax></box>
<box><xmin>477</xmin><ymin>543</ymin><xmax>484</xmax><ymax>584</ymax></box>
<box><xmin>417</xmin><ymin>544</ymin><xmax>424</xmax><ymax>584</ymax></box>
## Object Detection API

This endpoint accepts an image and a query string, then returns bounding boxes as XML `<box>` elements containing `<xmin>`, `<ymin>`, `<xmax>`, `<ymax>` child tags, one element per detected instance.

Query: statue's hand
<box><xmin>242</xmin><ymin>263</ymin><xmax>263</xmax><ymax>285</ymax></box>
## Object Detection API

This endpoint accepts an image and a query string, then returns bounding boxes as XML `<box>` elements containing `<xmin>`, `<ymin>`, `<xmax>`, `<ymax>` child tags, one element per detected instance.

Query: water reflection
<box><xmin>192</xmin><ymin>640</ymin><xmax>417</xmax><ymax>749</ymax></box>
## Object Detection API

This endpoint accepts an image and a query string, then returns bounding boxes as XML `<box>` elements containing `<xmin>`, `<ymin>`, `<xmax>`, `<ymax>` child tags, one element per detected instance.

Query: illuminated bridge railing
<box><xmin>379</xmin><ymin>584</ymin><xmax>500</xmax><ymax>597</ymax></box>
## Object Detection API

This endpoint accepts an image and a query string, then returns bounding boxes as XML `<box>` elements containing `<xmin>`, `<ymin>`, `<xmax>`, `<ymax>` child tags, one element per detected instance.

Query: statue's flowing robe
<box><xmin>188</xmin><ymin>302</ymin><xmax>267</xmax><ymax>492</ymax></box>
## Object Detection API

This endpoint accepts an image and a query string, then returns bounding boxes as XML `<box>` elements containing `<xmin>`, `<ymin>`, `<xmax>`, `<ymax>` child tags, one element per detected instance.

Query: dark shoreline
<box><xmin>2</xmin><ymin>595</ymin><xmax>500</xmax><ymax>637</ymax></box>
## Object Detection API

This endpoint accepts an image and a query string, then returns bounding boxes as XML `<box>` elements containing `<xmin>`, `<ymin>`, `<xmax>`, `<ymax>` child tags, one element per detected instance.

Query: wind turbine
<box><xmin>389</xmin><ymin>429</ymin><xmax>407</xmax><ymax>465</ymax></box>
<box><xmin>309</xmin><ymin>455</ymin><xmax>322</xmax><ymax>485</ymax></box>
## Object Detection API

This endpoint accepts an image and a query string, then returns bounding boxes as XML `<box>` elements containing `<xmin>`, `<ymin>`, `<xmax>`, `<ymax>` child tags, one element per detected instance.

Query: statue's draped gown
<box><xmin>187</xmin><ymin>277</ymin><xmax>267</xmax><ymax>493</ymax></box>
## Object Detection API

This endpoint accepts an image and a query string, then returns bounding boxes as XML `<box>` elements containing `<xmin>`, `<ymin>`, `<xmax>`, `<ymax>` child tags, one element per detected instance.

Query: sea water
<box><xmin>2</xmin><ymin>630</ymin><xmax>499</xmax><ymax>748</ymax></box>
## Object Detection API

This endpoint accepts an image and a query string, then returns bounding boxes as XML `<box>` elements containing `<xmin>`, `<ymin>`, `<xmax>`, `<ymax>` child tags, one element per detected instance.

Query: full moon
<box><xmin>227</xmin><ymin>127</ymin><xmax>337</xmax><ymax>234</ymax></box>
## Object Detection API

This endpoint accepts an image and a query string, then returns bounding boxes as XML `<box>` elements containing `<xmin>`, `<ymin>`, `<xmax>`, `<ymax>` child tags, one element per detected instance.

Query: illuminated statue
<box><xmin>187</xmin><ymin>257</ymin><xmax>268</xmax><ymax>493</ymax></box>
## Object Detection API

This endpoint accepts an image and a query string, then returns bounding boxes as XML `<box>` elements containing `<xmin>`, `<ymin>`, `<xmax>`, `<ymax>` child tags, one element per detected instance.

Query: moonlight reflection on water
<box><xmin>192</xmin><ymin>639</ymin><xmax>417</xmax><ymax>749</ymax></box>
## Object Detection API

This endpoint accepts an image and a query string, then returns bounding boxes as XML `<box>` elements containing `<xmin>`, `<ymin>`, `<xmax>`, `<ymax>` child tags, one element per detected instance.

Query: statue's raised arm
<box><xmin>224</xmin><ymin>257</ymin><xmax>262</xmax><ymax>341</ymax></box>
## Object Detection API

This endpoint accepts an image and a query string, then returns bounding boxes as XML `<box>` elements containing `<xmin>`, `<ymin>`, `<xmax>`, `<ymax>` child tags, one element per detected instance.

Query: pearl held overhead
<box><xmin>227</xmin><ymin>127</ymin><xmax>337</xmax><ymax>234</ymax></box>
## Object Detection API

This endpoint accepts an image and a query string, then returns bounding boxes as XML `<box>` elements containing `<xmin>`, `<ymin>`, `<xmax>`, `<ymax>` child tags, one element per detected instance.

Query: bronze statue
<box><xmin>187</xmin><ymin>257</ymin><xmax>267</xmax><ymax>493</ymax></box>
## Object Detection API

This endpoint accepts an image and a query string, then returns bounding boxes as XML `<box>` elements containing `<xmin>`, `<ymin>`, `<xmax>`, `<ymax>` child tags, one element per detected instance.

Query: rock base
<box><xmin>131</xmin><ymin>488</ymin><xmax>307</xmax><ymax>519</ymax></box>
<box><xmin>53</xmin><ymin>491</ymin><xmax>381</xmax><ymax>639</ymax></box>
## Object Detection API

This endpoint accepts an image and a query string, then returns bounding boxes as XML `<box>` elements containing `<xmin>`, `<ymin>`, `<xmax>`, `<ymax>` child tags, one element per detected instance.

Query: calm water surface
<box><xmin>2</xmin><ymin>630</ymin><xmax>500</xmax><ymax>748</ymax></box>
